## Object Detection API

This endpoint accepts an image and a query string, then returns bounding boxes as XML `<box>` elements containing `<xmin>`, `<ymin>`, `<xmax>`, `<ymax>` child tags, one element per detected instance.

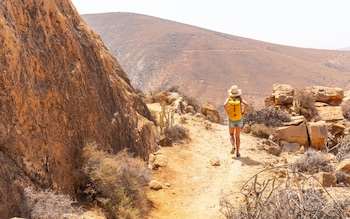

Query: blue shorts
<box><xmin>229</xmin><ymin>118</ymin><xmax>243</xmax><ymax>128</ymax></box>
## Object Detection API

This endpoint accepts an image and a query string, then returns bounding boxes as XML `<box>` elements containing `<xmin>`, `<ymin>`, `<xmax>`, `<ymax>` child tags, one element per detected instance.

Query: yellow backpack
<box><xmin>227</xmin><ymin>97</ymin><xmax>242</xmax><ymax>121</ymax></box>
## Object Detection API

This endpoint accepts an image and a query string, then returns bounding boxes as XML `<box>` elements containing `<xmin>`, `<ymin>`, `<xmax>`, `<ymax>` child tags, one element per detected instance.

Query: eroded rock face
<box><xmin>265</xmin><ymin>83</ymin><xmax>294</xmax><ymax>106</ymax></box>
<box><xmin>0</xmin><ymin>0</ymin><xmax>157</xmax><ymax>216</ymax></box>
<box><xmin>307</xmin><ymin>86</ymin><xmax>344</xmax><ymax>106</ymax></box>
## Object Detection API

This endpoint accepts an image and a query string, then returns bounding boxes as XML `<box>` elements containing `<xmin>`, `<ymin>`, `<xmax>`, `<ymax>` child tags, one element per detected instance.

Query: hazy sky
<box><xmin>70</xmin><ymin>0</ymin><xmax>350</xmax><ymax>50</ymax></box>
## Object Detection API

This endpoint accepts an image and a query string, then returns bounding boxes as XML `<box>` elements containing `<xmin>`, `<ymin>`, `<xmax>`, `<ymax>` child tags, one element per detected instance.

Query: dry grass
<box><xmin>82</xmin><ymin>143</ymin><xmax>151</xmax><ymax>219</ymax></box>
<box><xmin>220</xmin><ymin>146</ymin><xmax>350</xmax><ymax>218</ymax></box>
<box><xmin>250</xmin><ymin>123</ymin><xmax>276</xmax><ymax>139</ymax></box>
<box><xmin>220</xmin><ymin>167</ymin><xmax>350</xmax><ymax>219</ymax></box>
<box><xmin>24</xmin><ymin>187</ymin><xmax>83</xmax><ymax>218</ymax></box>
<box><xmin>289</xmin><ymin>150</ymin><xmax>333</xmax><ymax>174</ymax></box>
<box><xmin>164</xmin><ymin>124</ymin><xmax>188</xmax><ymax>143</ymax></box>
<box><xmin>245</xmin><ymin>105</ymin><xmax>291</xmax><ymax>128</ymax></box>
<box><xmin>295</xmin><ymin>88</ymin><xmax>318</xmax><ymax>121</ymax></box>
<box><xmin>244</xmin><ymin>105</ymin><xmax>290</xmax><ymax>139</ymax></box>
<box><xmin>326</xmin><ymin>136</ymin><xmax>350</xmax><ymax>162</ymax></box>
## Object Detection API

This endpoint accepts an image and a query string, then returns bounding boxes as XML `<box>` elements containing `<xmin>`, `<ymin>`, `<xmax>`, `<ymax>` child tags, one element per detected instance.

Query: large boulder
<box><xmin>201</xmin><ymin>102</ymin><xmax>221</xmax><ymax>123</ymax></box>
<box><xmin>315</xmin><ymin>106</ymin><xmax>344</xmax><ymax>121</ymax></box>
<box><xmin>277</xmin><ymin>122</ymin><xmax>309</xmax><ymax>147</ymax></box>
<box><xmin>307</xmin><ymin>86</ymin><xmax>344</xmax><ymax>106</ymax></box>
<box><xmin>307</xmin><ymin>121</ymin><xmax>327</xmax><ymax>149</ymax></box>
<box><xmin>335</xmin><ymin>159</ymin><xmax>350</xmax><ymax>175</ymax></box>
<box><xmin>268</xmin><ymin>83</ymin><xmax>295</xmax><ymax>106</ymax></box>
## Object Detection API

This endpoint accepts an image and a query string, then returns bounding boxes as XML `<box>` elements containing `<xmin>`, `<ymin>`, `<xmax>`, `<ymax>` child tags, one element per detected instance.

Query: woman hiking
<box><xmin>223</xmin><ymin>85</ymin><xmax>248</xmax><ymax>157</ymax></box>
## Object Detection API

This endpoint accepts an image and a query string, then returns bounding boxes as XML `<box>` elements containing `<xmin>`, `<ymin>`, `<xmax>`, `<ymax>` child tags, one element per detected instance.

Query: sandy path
<box><xmin>146</xmin><ymin>112</ymin><xmax>277</xmax><ymax>219</ymax></box>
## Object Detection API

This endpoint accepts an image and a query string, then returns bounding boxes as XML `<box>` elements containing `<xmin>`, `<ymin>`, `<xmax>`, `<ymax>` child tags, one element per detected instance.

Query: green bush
<box><xmin>82</xmin><ymin>143</ymin><xmax>151</xmax><ymax>219</ymax></box>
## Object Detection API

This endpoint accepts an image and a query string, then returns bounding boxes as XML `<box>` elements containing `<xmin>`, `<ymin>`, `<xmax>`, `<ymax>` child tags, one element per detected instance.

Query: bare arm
<box><xmin>223</xmin><ymin>98</ymin><xmax>229</xmax><ymax>115</ymax></box>
<box><xmin>241</xmin><ymin>99</ymin><xmax>248</xmax><ymax>115</ymax></box>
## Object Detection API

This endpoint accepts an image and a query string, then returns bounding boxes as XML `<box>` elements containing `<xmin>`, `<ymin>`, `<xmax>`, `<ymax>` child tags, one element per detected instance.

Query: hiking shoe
<box><xmin>236</xmin><ymin>152</ymin><xmax>241</xmax><ymax>157</ymax></box>
<box><xmin>230</xmin><ymin>147</ymin><xmax>236</xmax><ymax>154</ymax></box>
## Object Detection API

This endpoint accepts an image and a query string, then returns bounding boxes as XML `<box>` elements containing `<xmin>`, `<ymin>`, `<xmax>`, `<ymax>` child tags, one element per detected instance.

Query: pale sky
<box><xmin>70</xmin><ymin>0</ymin><xmax>350</xmax><ymax>50</ymax></box>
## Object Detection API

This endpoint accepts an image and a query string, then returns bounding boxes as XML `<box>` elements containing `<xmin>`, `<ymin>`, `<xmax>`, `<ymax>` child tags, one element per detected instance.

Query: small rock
<box><xmin>317</xmin><ymin>172</ymin><xmax>337</xmax><ymax>187</ymax></box>
<box><xmin>210</xmin><ymin>159</ymin><xmax>220</xmax><ymax>166</ymax></box>
<box><xmin>149</xmin><ymin>180</ymin><xmax>163</xmax><ymax>190</ymax></box>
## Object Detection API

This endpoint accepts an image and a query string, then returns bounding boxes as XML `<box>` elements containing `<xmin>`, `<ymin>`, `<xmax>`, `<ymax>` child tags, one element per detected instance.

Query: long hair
<box><xmin>230</xmin><ymin>95</ymin><xmax>242</xmax><ymax>101</ymax></box>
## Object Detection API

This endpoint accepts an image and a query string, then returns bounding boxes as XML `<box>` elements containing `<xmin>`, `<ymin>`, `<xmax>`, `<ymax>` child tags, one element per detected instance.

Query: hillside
<box><xmin>82</xmin><ymin>12</ymin><xmax>350</xmax><ymax>111</ymax></box>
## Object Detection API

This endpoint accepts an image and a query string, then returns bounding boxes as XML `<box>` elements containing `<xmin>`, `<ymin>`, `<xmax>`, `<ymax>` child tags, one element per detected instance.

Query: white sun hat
<box><xmin>228</xmin><ymin>85</ymin><xmax>242</xmax><ymax>97</ymax></box>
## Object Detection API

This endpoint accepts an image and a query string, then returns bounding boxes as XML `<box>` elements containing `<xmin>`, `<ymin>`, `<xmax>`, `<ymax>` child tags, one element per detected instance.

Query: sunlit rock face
<box><xmin>0</xmin><ymin>0</ymin><xmax>157</xmax><ymax>216</ymax></box>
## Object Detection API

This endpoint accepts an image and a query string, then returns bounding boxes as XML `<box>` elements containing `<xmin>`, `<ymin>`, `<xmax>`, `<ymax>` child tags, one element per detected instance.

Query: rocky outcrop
<box><xmin>277</xmin><ymin>118</ymin><xmax>308</xmax><ymax>147</ymax></box>
<box><xmin>265</xmin><ymin>83</ymin><xmax>294</xmax><ymax>106</ymax></box>
<box><xmin>315</xmin><ymin>105</ymin><xmax>344</xmax><ymax>121</ymax></box>
<box><xmin>307</xmin><ymin>86</ymin><xmax>344</xmax><ymax>106</ymax></box>
<box><xmin>201</xmin><ymin>102</ymin><xmax>221</xmax><ymax>123</ymax></box>
<box><xmin>307</xmin><ymin>121</ymin><xmax>328</xmax><ymax>149</ymax></box>
<box><xmin>0</xmin><ymin>0</ymin><xmax>157</xmax><ymax>217</ymax></box>
<box><xmin>268</xmin><ymin>84</ymin><xmax>348</xmax><ymax>149</ymax></box>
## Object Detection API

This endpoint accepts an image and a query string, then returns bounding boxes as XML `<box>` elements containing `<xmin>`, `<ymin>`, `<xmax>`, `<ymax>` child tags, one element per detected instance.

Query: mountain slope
<box><xmin>0</xmin><ymin>2</ymin><xmax>157</xmax><ymax>217</ymax></box>
<box><xmin>82</xmin><ymin>12</ymin><xmax>350</xmax><ymax>110</ymax></box>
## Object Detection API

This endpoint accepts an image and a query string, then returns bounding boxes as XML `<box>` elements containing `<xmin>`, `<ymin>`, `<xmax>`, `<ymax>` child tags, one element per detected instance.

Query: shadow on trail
<box><xmin>233</xmin><ymin>156</ymin><xmax>261</xmax><ymax>166</ymax></box>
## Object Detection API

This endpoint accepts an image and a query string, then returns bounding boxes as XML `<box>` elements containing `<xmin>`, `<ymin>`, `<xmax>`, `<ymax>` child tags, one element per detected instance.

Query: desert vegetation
<box><xmin>24</xmin><ymin>187</ymin><xmax>83</xmax><ymax>218</ymax></box>
<box><xmin>202</xmin><ymin>84</ymin><xmax>350</xmax><ymax>218</ymax></box>
<box><xmin>294</xmin><ymin>88</ymin><xmax>319</xmax><ymax>121</ymax></box>
<box><xmin>244</xmin><ymin>105</ymin><xmax>291</xmax><ymax>138</ymax></box>
<box><xmin>342</xmin><ymin>103</ymin><xmax>350</xmax><ymax>121</ymax></box>
<box><xmin>146</xmin><ymin>89</ymin><xmax>190</xmax><ymax>146</ymax></box>
<box><xmin>81</xmin><ymin>143</ymin><xmax>151</xmax><ymax>218</ymax></box>
<box><xmin>220</xmin><ymin>149</ymin><xmax>350</xmax><ymax>218</ymax></box>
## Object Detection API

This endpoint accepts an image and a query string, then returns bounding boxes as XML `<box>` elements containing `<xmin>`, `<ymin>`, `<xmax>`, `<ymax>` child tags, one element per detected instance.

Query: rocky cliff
<box><xmin>0</xmin><ymin>0</ymin><xmax>157</xmax><ymax>217</ymax></box>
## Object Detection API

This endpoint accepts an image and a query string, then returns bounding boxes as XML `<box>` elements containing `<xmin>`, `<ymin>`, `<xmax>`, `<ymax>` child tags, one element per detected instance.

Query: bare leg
<box><xmin>229</xmin><ymin>128</ymin><xmax>235</xmax><ymax>147</ymax></box>
<box><xmin>235</xmin><ymin>127</ymin><xmax>241</xmax><ymax>157</ymax></box>
<box><xmin>229</xmin><ymin>128</ymin><xmax>236</xmax><ymax>154</ymax></box>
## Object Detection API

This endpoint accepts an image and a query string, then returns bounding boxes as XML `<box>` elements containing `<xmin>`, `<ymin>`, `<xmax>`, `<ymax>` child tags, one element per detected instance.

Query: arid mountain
<box><xmin>82</xmin><ymin>12</ymin><xmax>350</xmax><ymax>111</ymax></box>
<box><xmin>0</xmin><ymin>1</ymin><xmax>157</xmax><ymax>217</ymax></box>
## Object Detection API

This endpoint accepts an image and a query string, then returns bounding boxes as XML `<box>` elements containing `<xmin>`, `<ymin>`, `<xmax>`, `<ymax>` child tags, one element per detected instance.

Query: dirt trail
<box><xmin>146</xmin><ymin>105</ymin><xmax>281</xmax><ymax>219</ymax></box>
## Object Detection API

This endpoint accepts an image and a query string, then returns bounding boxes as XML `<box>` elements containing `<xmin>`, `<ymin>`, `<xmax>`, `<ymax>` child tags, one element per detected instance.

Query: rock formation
<box><xmin>267</xmin><ymin>84</ymin><xmax>348</xmax><ymax>149</ymax></box>
<box><xmin>0</xmin><ymin>0</ymin><xmax>157</xmax><ymax>217</ymax></box>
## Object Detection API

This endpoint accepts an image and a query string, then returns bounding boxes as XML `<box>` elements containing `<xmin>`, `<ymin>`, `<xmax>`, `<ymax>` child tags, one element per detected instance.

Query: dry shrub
<box><xmin>326</xmin><ymin>135</ymin><xmax>350</xmax><ymax>162</ymax></box>
<box><xmin>336</xmin><ymin>171</ymin><xmax>350</xmax><ymax>186</ymax></box>
<box><xmin>343</xmin><ymin>103</ymin><xmax>350</xmax><ymax>120</ymax></box>
<box><xmin>164</xmin><ymin>124</ymin><xmax>188</xmax><ymax>143</ymax></box>
<box><xmin>182</xmin><ymin>94</ymin><xmax>201</xmax><ymax>113</ymax></box>
<box><xmin>167</xmin><ymin>84</ymin><xmax>180</xmax><ymax>92</ymax></box>
<box><xmin>157</xmin><ymin>103</ymin><xmax>175</xmax><ymax>135</ymax></box>
<box><xmin>220</xmin><ymin>167</ymin><xmax>350</xmax><ymax>219</ymax></box>
<box><xmin>24</xmin><ymin>187</ymin><xmax>83</xmax><ymax>218</ymax></box>
<box><xmin>149</xmin><ymin>90</ymin><xmax>163</xmax><ymax>103</ymax></box>
<box><xmin>290</xmin><ymin>150</ymin><xmax>333</xmax><ymax>174</ymax></box>
<box><xmin>295</xmin><ymin>88</ymin><xmax>318</xmax><ymax>121</ymax></box>
<box><xmin>250</xmin><ymin>123</ymin><xmax>276</xmax><ymax>138</ymax></box>
<box><xmin>245</xmin><ymin>105</ymin><xmax>290</xmax><ymax>127</ymax></box>
<box><xmin>82</xmin><ymin>143</ymin><xmax>151</xmax><ymax>219</ymax></box>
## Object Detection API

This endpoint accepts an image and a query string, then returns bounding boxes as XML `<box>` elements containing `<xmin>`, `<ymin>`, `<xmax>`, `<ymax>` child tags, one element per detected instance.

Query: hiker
<box><xmin>223</xmin><ymin>85</ymin><xmax>248</xmax><ymax>157</ymax></box>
